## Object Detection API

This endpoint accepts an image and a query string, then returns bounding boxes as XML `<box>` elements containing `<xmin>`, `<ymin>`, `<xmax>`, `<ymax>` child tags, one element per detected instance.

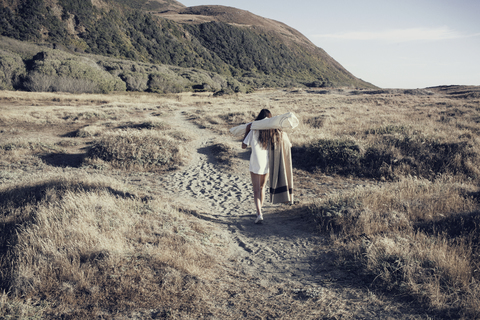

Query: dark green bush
<box><xmin>293</xmin><ymin>139</ymin><xmax>362</xmax><ymax>175</ymax></box>
<box><xmin>120</xmin><ymin>71</ymin><xmax>148</xmax><ymax>91</ymax></box>
<box><xmin>360</xmin><ymin>145</ymin><xmax>405</xmax><ymax>180</ymax></box>
<box><xmin>293</xmin><ymin>134</ymin><xmax>480</xmax><ymax>181</ymax></box>
<box><xmin>147</xmin><ymin>72</ymin><xmax>186</xmax><ymax>94</ymax></box>
<box><xmin>177</xmin><ymin>69</ymin><xmax>223</xmax><ymax>92</ymax></box>
<box><xmin>365</xmin><ymin>124</ymin><xmax>408</xmax><ymax>135</ymax></box>
<box><xmin>389</xmin><ymin>135</ymin><xmax>479</xmax><ymax>179</ymax></box>
<box><xmin>305</xmin><ymin>116</ymin><xmax>325</xmax><ymax>129</ymax></box>
<box><xmin>0</xmin><ymin>50</ymin><xmax>26</xmax><ymax>90</ymax></box>
<box><xmin>23</xmin><ymin>51</ymin><xmax>126</xmax><ymax>93</ymax></box>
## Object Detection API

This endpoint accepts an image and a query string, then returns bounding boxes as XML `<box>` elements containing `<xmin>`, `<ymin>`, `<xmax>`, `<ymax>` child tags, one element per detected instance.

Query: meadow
<box><xmin>0</xmin><ymin>86</ymin><xmax>479</xmax><ymax>319</ymax></box>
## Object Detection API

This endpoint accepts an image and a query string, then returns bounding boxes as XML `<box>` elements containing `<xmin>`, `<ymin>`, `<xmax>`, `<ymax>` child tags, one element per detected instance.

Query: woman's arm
<box><xmin>241</xmin><ymin>123</ymin><xmax>252</xmax><ymax>149</ymax></box>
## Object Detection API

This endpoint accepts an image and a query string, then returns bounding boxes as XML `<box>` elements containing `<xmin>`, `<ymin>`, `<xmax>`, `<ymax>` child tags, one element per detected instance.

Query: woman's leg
<box><xmin>250</xmin><ymin>172</ymin><xmax>267</xmax><ymax>217</ymax></box>
<box><xmin>259</xmin><ymin>173</ymin><xmax>268</xmax><ymax>208</ymax></box>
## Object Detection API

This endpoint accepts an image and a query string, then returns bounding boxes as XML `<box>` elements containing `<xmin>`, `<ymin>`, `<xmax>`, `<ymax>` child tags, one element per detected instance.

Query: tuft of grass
<box><xmin>218</xmin><ymin>111</ymin><xmax>251</xmax><ymax>125</ymax></box>
<box><xmin>293</xmin><ymin>138</ymin><xmax>362</xmax><ymax>175</ymax></box>
<box><xmin>86</xmin><ymin>129</ymin><xmax>188</xmax><ymax>171</ymax></box>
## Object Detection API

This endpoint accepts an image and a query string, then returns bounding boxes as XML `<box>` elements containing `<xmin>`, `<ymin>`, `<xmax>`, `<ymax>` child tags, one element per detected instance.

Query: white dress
<box><xmin>243</xmin><ymin>130</ymin><xmax>269</xmax><ymax>175</ymax></box>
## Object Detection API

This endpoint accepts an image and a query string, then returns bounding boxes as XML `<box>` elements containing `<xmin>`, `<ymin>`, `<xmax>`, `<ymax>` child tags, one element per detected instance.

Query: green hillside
<box><xmin>0</xmin><ymin>0</ymin><xmax>375</xmax><ymax>93</ymax></box>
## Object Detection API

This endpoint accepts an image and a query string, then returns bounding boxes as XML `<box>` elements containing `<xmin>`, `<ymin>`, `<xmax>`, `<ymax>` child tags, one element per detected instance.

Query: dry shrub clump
<box><xmin>86</xmin><ymin>128</ymin><xmax>189</xmax><ymax>171</ymax></box>
<box><xmin>293</xmin><ymin>133</ymin><xmax>480</xmax><ymax>181</ymax></box>
<box><xmin>0</xmin><ymin>175</ymin><xmax>221</xmax><ymax>318</ymax></box>
<box><xmin>310</xmin><ymin>176</ymin><xmax>480</xmax><ymax>318</ymax></box>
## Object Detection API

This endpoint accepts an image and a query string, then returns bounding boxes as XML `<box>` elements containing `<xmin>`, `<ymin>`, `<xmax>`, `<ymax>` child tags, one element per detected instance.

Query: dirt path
<box><xmin>147</xmin><ymin>109</ymin><xmax>427</xmax><ymax>319</ymax></box>
<box><xmin>157</xmin><ymin>109</ymin><xmax>325</xmax><ymax>283</ymax></box>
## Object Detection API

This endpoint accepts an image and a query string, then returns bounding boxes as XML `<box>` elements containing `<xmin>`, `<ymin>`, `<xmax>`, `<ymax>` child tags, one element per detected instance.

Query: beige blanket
<box><xmin>229</xmin><ymin>112</ymin><xmax>299</xmax><ymax>137</ymax></box>
<box><xmin>268</xmin><ymin>132</ymin><xmax>293</xmax><ymax>204</ymax></box>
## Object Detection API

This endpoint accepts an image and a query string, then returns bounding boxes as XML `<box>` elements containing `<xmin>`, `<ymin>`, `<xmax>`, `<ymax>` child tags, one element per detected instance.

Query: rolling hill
<box><xmin>0</xmin><ymin>0</ymin><xmax>376</xmax><ymax>93</ymax></box>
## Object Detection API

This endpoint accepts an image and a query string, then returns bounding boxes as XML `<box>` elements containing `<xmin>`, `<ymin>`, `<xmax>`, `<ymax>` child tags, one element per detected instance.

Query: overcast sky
<box><xmin>180</xmin><ymin>0</ymin><xmax>480</xmax><ymax>89</ymax></box>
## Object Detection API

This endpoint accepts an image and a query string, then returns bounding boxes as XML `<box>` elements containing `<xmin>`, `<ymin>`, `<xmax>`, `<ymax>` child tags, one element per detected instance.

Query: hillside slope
<box><xmin>0</xmin><ymin>0</ymin><xmax>375</xmax><ymax>91</ymax></box>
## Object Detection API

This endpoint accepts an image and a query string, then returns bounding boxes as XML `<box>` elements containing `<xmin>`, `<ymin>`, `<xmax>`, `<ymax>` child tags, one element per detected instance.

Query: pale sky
<box><xmin>179</xmin><ymin>0</ymin><xmax>480</xmax><ymax>89</ymax></box>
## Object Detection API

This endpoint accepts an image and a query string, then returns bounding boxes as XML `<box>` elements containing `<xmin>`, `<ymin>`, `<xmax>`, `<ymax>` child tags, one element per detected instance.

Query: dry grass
<box><xmin>85</xmin><ymin>128</ymin><xmax>189</xmax><ymax>171</ymax></box>
<box><xmin>0</xmin><ymin>173</ymin><xmax>223</xmax><ymax>318</ymax></box>
<box><xmin>309</xmin><ymin>175</ymin><xmax>480</xmax><ymax>318</ymax></box>
<box><xmin>1</xmin><ymin>87</ymin><xmax>480</xmax><ymax>318</ymax></box>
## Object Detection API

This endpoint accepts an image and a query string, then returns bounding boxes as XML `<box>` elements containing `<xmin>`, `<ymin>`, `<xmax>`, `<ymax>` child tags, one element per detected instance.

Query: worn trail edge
<box><xmin>152</xmin><ymin>109</ymin><xmax>425</xmax><ymax>319</ymax></box>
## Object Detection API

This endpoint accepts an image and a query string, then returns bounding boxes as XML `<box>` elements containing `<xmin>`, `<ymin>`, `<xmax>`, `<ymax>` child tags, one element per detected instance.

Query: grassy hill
<box><xmin>0</xmin><ymin>0</ymin><xmax>375</xmax><ymax>93</ymax></box>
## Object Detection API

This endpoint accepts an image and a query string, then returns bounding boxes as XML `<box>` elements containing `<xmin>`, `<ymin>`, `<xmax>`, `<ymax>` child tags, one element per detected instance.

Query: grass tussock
<box><xmin>86</xmin><ymin>129</ymin><xmax>189</xmax><ymax>171</ymax></box>
<box><xmin>0</xmin><ymin>175</ymin><xmax>221</xmax><ymax>318</ymax></box>
<box><xmin>293</xmin><ymin>134</ymin><xmax>480</xmax><ymax>181</ymax></box>
<box><xmin>309</xmin><ymin>176</ymin><xmax>480</xmax><ymax>318</ymax></box>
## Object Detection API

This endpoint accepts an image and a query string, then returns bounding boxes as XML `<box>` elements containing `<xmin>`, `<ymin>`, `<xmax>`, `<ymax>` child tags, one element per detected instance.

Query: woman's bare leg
<box><xmin>259</xmin><ymin>173</ymin><xmax>267</xmax><ymax>208</ymax></box>
<box><xmin>250</xmin><ymin>172</ymin><xmax>267</xmax><ymax>217</ymax></box>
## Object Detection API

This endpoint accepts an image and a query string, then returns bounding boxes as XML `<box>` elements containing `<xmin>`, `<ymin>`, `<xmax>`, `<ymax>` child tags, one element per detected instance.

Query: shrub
<box><xmin>86</xmin><ymin>129</ymin><xmax>186</xmax><ymax>171</ymax></box>
<box><xmin>377</xmin><ymin>134</ymin><xmax>480</xmax><ymax>180</ymax></box>
<box><xmin>361</xmin><ymin>146</ymin><xmax>398</xmax><ymax>180</ymax></box>
<box><xmin>305</xmin><ymin>116</ymin><xmax>324</xmax><ymax>129</ymax></box>
<box><xmin>25</xmin><ymin>51</ymin><xmax>126</xmax><ymax>93</ymax></box>
<box><xmin>23</xmin><ymin>72</ymin><xmax>56</xmax><ymax>92</ymax></box>
<box><xmin>0</xmin><ymin>50</ymin><xmax>26</xmax><ymax>90</ymax></box>
<box><xmin>0</xmin><ymin>175</ymin><xmax>218</xmax><ymax>317</ymax></box>
<box><xmin>365</xmin><ymin>124</ymin><xmax>408</xmax><ymax>135</ymax></box>
<box><xmin>147</xmin><ymin>72</ymin><xmax>187</xmax><ymax>94</ymax></box>
<box><xmin>75</xmin><ymin>125</ymin><xmax>105</xmax><ymax>138</ymax></box>
<box><xmin>293</xmin><ymin>138</ymin><xmax>362</xmax><ymax>174</ymax></box>
<box><xmin>177</xmin><ymin>69</ymin><xmax>223</xmax><ymax>92</ymax></box>
<box><xmin>119</xmin><ymin>71</ymin><xmax>148</xmax><ymax>91</ymax></box>
<box><xmin>293</xmin><ymin>133</ymin><xmax>480</xmax><ymax>181</ymax></box>
<box><xmin>219</xmin><ymin>112</ymin><xmax>250</xmax><ymax>125</ymax></box>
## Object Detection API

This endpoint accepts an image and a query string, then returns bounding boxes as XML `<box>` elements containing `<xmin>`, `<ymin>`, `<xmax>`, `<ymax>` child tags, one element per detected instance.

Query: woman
<box><xmin>242</xmin><ymin>109</ymin><xmax>281</xmax><ymax>223</ymax></box>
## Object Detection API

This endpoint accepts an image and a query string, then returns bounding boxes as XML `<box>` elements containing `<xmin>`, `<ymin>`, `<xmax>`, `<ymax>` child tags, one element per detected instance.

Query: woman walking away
<box><xmin>242</xmin><ymin>109</ymin><xmax>282</xmax><ymax>224</ymax></box>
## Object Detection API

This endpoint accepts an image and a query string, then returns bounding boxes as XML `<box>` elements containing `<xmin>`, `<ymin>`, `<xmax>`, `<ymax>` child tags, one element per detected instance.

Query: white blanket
<box><xmin>229</xmin><ymin>112</ymin><xmax>299</xmax><ymax>137</ymax></box>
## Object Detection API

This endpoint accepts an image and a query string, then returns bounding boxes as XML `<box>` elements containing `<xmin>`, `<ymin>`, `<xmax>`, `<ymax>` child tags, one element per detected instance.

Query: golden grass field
<box><xmin>1</xmin><ymin>86</ymin><xmax>480</xmax><ymax>319</ymax></box>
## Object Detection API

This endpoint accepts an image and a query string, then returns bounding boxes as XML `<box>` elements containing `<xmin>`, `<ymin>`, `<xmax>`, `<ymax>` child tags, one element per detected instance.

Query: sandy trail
<box><xmin>157</xmin><ymin>109</ymin><xmax>325</xmax><ymax>284</ymax></box>
<box><xmin>149</xmin><ymin>108</ymin><xmax>425</xmax><ymax>318</ymax></box>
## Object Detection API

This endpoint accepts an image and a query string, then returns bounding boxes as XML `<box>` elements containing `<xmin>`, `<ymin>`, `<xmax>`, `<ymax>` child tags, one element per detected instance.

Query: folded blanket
<box><xmin>268</xmin><ymin>132</ymin><xmax>293</xmax><ymax>204</ymax></box>
<box><xmin>229</xmin><ymin>112</ymin><xmax>299</xmax><ymax>137</ymax></box>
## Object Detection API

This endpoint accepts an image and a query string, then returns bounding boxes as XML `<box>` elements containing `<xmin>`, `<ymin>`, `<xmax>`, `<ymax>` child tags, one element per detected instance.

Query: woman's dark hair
<box><xmin>255</xmin><ymin>109</ymin><xmax>272</xmax><ymax>121</ymax></box>
<box><xmin>254</xmin><ymin>109</ymin><xmax>280</xmax><ymax>149</ymax></box>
